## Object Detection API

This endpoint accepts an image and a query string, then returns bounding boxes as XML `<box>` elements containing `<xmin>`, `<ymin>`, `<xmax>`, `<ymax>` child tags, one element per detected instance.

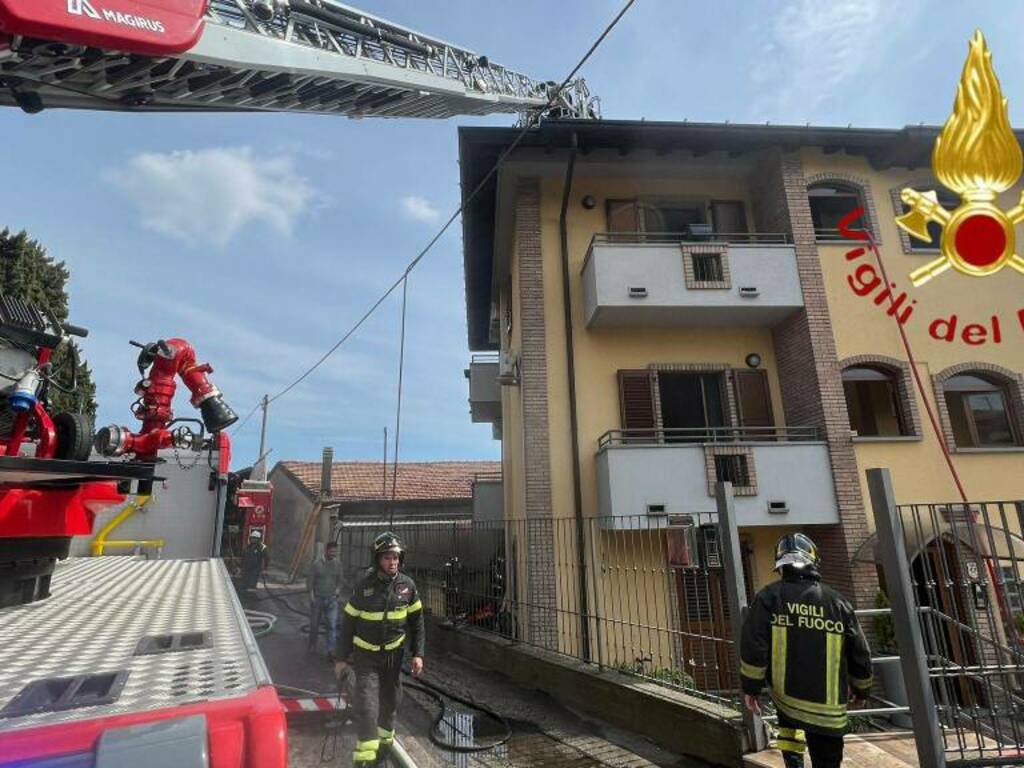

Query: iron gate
<box><xmin>869</xmin><ymin>469</ymin><xmax>1024</xmax><ymax>768</ymax></box>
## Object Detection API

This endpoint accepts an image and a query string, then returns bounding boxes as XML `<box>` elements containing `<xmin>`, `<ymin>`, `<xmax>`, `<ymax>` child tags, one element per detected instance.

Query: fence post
<box><xmin>867</xmin><ymin>468</ymin><xmax>946</xmax><ymax>768</ymax></box>
<box><xmin>716</xmin><ymin>481</ymin><xmax>767</xmax><ymax>752</ymax></box>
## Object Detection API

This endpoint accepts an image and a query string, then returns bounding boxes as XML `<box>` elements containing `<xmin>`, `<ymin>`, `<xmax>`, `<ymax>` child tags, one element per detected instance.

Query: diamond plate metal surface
<box><xmin>0</xmin><ymin>557</ymin><xmax>263</xmax><ymax>733</ymax></box>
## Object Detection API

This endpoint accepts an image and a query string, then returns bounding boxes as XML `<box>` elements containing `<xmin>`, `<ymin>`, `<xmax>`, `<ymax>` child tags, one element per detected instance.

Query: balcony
<box><xmin>581</xmin><ymin>232</ymin><xmax>804</xmax><ymax>328</ymax></box>
<box><xmin>595</xmin><ymin>427</ymin><xmax>839</xmax><ymax>529</ymax></box>
<box><xmin>465</xmin><ymin>354</ymin><xmax>500</xmax><ymax>424</ymax></box>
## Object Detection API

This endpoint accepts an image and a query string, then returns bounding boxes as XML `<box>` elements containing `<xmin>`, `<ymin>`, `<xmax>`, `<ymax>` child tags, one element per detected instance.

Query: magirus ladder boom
<box><xmin>0</xmin><ymin>0</ymin><xmax>598</xmax><ymax>120</ymax></box>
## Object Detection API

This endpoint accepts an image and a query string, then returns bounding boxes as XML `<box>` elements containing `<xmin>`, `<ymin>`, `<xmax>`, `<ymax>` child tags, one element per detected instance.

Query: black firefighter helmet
<box><xmin>774</xmin><ymin>532</ymin><xmax>821</xmax><ymax>573</ymax></box>
<box><xmin>373</xmin><ymin>531</ymin><xmax>405</xmax><ymax>567</ymax></box>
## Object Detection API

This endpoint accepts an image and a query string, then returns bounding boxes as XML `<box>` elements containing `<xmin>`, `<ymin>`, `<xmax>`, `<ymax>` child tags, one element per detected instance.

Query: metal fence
<box><xmin>334</xmin><ymin>511</ymin><xmax>739</xmax><ymax>705</ymax></box>
<box><xmin>868</xmin><ymin>469</ymin><xmax>1024</xmax><ymax>768</ymax></box>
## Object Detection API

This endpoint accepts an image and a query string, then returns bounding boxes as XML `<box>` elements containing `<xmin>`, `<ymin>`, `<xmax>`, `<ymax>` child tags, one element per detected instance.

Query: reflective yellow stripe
<box><xmin>740</xmin><ymin>660</ymin><xmax>767</xmax><ymax>680</ymax></box>
<box><xmin>774</xmin><ymin>690</ymin><xmax>846</xmax><ymax>717</ymax></box>
<box><xmin>776</xmin><ymin>739</ymin><xmax>807</xmax><ymax>754</ymax></box>
<box><xmin>353</xmin><ymin>634</ymin><xmax>406</xmax><ymax>652</ymax></box>
<box><xmin>826</xmin><ymin>632</ymin><xmax>843</xmax><ymax>707</ymax></box>
<box><xmin>387</xmin><ymin>608</ymin><xmax>408</xmax><ymax>620</ymax></box>
<box><xmin>772</xmin><ymin>696</ymin><xmax>848</xmax><ymax>731</ymax></box>
<box><xmin>407</xmin><ymin>599</ymin><xmax>423</xmax><ymax>613</ymax></box>
<box><xmin>378</xmin><ymin>726</ymin><xmax>395</xmax><ymax>743</ymax></box>
<box><xmin>344</xmin><ymin>602</ymin><xmax>361</xmax><ymax>617</ymax></box>
<box><xmin>353</xmin><ymin>738</ymin><xmax>380</xmax><ymax>762</ymax></box>
<box><xmin>850</xmin><ymin>674</ymin><xmax>873</xmax><ymax>691</ymax></box>
<box><xmin>777</xmin><ymin>727</ymin><xmax>804</xmax><ymax>742</ymax></box>
<box><xmin>360</xmin><ymin>611</ymin><xmax>386</xmax><ymax>621</ymax></box>
<box><xmin>353</xmin><ymin>636</ymin><xmax>379</xmax><ymax>651</ymax></box>
<box><xmin>771</xmin><ymin>625</ymin><xmax>787</xmax><ymax>696</ymax></box>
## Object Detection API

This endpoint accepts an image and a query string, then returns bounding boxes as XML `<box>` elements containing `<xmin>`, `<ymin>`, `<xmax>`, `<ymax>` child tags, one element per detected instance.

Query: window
<box><xmin>1000</xmin><ymin>565</ymin><xmax>1022</xmax><ymax>613</ymax></box>
<box><xmin>714</xmin><ymin>454</ymin><xmax>750</xmax><ymax>486</ymax></box>
<box><xmin>943</xmin><ymin>374</ymin><xmax>1020</xmax><ymax>447</ymax></box>
<box><xmin>658</xmin><ymin>373</ymin><xmax>725</xmax><ymax>442</ymax></box>
<box><xmin>606</xmin><ymin>199</ymin><xmax>706</xmax><ymax>234</ymax></box>
<box><xmin>843</xmin><ymin>366</ymin><xmax>908</xmax><ymax>437</ymax></box>
<box><xmin>691</xmin><ymin>252</ymin><xmax>724</xmax><ymax>282</ymax></box>
<box><xmin>711</xmin><ymin>201</ymin><xmax>748</xmax><ymax>236</ymax></box>
<box><xmin>901</xmin><ymin>187</ymin><xmax>959</xmax><ymax>252</ymax></box>
<box><xmin>808</xmin><ymin>183</ymin><xmax>865</xmax><ymax>240</ymax></box>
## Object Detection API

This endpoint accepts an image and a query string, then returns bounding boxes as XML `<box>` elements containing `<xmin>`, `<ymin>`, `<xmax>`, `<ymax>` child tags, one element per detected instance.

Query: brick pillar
<box><xmin>752</xmin><ymin>150</ymin><xmax>878</xmax><ymax>609</ymax></box>
<box><xmin>515</xmin><ymin>178</ymin><xmax>558</xmax><ymax>648</ymax></box>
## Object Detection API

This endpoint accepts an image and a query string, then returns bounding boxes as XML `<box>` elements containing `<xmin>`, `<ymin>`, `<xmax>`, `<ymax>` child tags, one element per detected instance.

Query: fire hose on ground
<box><xmin>255</xmin><ymin>574</ymin><xmax>512</xmax><ymax>757</ymax></box>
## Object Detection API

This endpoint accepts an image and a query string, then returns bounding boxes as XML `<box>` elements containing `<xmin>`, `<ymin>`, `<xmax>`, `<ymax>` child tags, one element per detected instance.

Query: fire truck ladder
<box><xmin>0</xmin><ymin>0</ymin><xmax>599</xmax><ymax>120</ymax></box>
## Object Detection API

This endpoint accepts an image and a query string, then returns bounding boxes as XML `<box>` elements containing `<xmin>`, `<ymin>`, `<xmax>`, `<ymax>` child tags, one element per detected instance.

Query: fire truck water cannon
<box><xmin>95</xmin><ymin>338</ymin><xmax>239</xmax><ymax>461</ymax></box>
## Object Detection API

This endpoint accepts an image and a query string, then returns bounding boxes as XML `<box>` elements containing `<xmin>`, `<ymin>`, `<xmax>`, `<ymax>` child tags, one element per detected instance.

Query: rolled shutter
<box><xmin>618</xmin><ymin>370</ymin><xmax>656</xmax><ymax>439</ymax></box>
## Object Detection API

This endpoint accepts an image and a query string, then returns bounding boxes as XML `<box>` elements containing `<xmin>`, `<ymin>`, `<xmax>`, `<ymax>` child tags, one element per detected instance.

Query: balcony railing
<box><xmin>470</xmin><ymin>352</ymin><xmax>500</xmax><ymax>364</ymax></box>
<box><xmin>591</xmin><ymin>230</ymin><xmax>791</xmax><ymax>246</ymax></box>
<box><xmin>598</xmin><ymin>425</ymin><xmax>820</xmax><ymax>449</ymax></box>
<box><xmin>813</xmin><ymin>227</ymin><xmax>869</xmax><ymax>242</ymax></box>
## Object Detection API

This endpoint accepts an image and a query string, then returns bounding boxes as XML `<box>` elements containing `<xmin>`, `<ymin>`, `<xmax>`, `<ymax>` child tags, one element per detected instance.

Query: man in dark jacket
<box><xmin>740</xmin><ymin>533</ymin><xmax>873</xmax><ymax>768</ymax></box>
<box><xmin>335</xmin><ymin>532</ymin><xmax>424</xmax><ymax>766</ymax></box>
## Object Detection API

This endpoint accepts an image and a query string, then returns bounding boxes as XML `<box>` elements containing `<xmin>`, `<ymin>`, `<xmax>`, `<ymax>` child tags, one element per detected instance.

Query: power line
<box><xmin>236</xmin><ymin>0</ymin><xmax>638</xmax><ymax>450</ymax></box>
<box><xmin>386</xmin><ymin>275</ymin><xmax>409</xmax><ymax>529</ymax></box>
<box><xmin>230</xmin><ymin>400</ymin><xmax>262</xmax><ymax>435</ymax></box>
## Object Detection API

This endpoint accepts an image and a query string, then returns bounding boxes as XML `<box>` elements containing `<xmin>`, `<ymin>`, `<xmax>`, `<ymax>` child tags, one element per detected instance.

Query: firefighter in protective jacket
<box><xmin>740</xmin><ymin>534</ymin><xmax>873</xmax><ymax>768</ymax></box>
<box><xmin>335</xmin><ymin>532</ymin><xmax>424</xmax><ymax>766</ymax></box>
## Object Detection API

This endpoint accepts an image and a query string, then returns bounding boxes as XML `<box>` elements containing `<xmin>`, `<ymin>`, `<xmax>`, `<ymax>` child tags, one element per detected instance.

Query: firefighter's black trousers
<box><xmin>352</xmin><ymin>650</ymin><xmax>403</xmax><ymax>763</ymax></box>
<box><xmin>777</xmin><ymin>712</ymin><xmax>844</xmax><ymax>768</ymax></box>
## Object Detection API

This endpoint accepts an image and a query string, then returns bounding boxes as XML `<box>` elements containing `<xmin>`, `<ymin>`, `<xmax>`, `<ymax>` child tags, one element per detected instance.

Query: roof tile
<box><xmin>277</xmin><ymin>460</ymin><xmax>500</xmax><ymax>502</ymax></box>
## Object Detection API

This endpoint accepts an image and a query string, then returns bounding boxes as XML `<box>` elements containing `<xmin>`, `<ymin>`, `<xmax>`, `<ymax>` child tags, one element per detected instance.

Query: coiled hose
<box><xmin>245</xmin><ymin>608</ymin><xmax>277</xmax><ymax>638</ymax></box>
<box><xmin>403</xmin><ymin>670</ymin><xmax>513</xmax><ymax>753</ymax></box>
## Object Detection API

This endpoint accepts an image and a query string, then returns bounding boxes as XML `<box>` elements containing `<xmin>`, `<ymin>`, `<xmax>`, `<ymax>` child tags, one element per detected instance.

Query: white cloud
<box><xmin>106</xmin><ymin>147</ymin><xmax>314</xmax><ymax>247</ymax></box>
<box><xmin>400</xmin><ymin>195</ymin><xmax>441</xmax><ymax>224</ymax></box>
<box><xmin>750</xmin><ymin>0</ymin><xmax>924</xmax><ymax>121</ymax></box>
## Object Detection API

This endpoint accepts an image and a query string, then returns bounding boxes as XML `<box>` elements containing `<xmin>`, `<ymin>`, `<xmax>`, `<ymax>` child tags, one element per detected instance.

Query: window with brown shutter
<box><xmin>618</xmin><ymin>369</ymin><xmax>656</xmax><ymax>441</ymax></box>
<box><xmin>606</xmin><ymin>200</ymin><xmax>640</xmax><ymax>233</ymax></box>
<box><xmin>733</xmin><ymin>369</ymin><xmax>774</xmax><ymax>439</ymax></box>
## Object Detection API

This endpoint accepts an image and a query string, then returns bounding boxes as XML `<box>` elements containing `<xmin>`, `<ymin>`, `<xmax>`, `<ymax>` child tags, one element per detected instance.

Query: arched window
<box><xmin>943</xmin><ymin>374</ymin><xmax>1020</xmax><ymax>447</ymax></box>
<box><xmin>900</xmin><ymin>186</ymin><xmax>959</xmax><ymax>252</ymax></box>
<box><xmin>808</xmin><ymin>182</ymin><xmax>867</xmax><ymax>241</ymax></box>
<box><xmin>842</xmin><ymin>366</ymin><xmax>909</xmax><ymax>437</ymax></box>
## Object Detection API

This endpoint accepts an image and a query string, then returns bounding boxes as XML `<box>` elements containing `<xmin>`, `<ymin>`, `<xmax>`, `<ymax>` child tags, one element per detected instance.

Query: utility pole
<box><xmin>382</xmin><ymin>428</ymin><xmax>388</xmax><ymax>498</ymax></box>
<box><xmin>255</xmin><ymin>394</ymin><xmax>269</xmax><ymax>481</ymax></box>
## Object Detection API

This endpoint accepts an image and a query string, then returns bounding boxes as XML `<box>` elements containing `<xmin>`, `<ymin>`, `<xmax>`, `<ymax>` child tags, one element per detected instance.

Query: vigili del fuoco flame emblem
<box><xmin>897</xmin><ymin>30</ymin><xmax>1024</xmax><ymax>286</ymax></box>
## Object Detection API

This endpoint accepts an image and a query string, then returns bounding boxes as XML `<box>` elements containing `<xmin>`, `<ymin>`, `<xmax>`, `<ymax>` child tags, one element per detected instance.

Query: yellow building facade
<box><xmin>459</xmin><ymin>121</ymin><xmax>1024</xmax><ymax>677</ymax></box>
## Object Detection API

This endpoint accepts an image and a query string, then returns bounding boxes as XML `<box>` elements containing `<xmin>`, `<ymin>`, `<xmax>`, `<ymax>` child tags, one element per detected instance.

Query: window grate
<box><xmin>714</xmin><ymin>454</ymin><xmax>750</xmax><ymax>487</ymax></box>
<box><xmin>692</xmin><ymin>252</ymin><xmax>724</xmax><ymax>282</ymax></box>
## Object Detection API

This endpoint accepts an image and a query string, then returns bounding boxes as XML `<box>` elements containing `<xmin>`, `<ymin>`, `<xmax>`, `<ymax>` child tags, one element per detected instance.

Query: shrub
<box><xmin>874</xmin><ymin>590</ymin><xmax>898</xmax><ymax>653</ymax></box>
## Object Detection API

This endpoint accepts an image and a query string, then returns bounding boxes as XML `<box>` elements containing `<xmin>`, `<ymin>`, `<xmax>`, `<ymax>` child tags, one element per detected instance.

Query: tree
<box><xmin>0</xmin><ymin>228</ymin><xmax>97</xmax><ymax>416</ymax></box>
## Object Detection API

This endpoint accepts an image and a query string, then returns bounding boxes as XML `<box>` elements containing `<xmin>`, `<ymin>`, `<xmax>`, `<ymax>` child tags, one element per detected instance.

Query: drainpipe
<box><xmin>559</xmin><ymin>132</ymin><xmax>591</xmax><ymax>661</ymax></box>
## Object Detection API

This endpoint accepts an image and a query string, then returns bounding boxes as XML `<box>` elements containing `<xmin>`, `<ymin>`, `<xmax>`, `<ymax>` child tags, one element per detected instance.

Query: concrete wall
<box><xmin>583</xmin><ymin>243</ymin><xmax>803</xmax><ymax>327</ymax></box>
<box><xmin>266</xmin><ymin>465</ymin><xmax>315</xmax><ymax>572</ymax></box>
<box><xmin>430</xmin><ymin>619</ymin><xmax>748</xmax><ymax>766</ymax></box>
<box><xmin>595</xmin><ymin>442</ymin><xmax>839</xmax><ymax>526</ymax></box>
<box><xmin>71</xmin><ymin>447</ymin><xmax>225</xmax><ymax>559</ymax></box>
<box><xmin>472</xmin><ymin>479</ymin><xmax>504</xmax><ymax>522</ymax></box>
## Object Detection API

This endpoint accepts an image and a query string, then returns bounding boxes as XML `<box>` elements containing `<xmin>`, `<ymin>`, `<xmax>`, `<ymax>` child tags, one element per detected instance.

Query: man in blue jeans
<box><xmin>307</xmin><ymin>542</ymin><xmax>344</xmax><ymax>660</ymax></box>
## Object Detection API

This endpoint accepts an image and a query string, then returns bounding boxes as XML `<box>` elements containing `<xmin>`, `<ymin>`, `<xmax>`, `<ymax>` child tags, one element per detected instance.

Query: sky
<box><xmin>1</xmin><ymin>1</ymin><xmax>1022</xmax><ymax>468</ymax></box>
